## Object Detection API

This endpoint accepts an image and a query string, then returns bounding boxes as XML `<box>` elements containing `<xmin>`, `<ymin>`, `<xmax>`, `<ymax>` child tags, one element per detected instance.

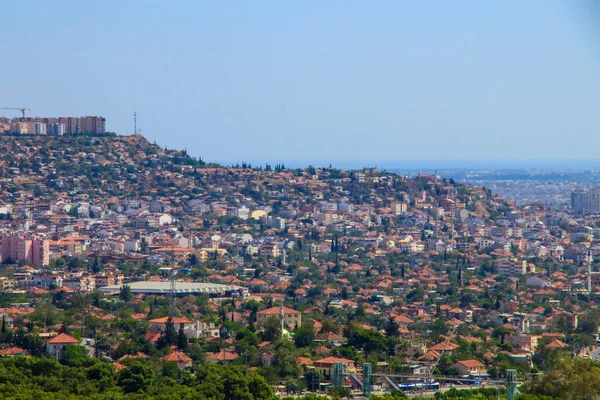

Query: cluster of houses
<box><xmin>0</xmin><ymin>135</ymin><xmax>598</xmax><ymax>388</ymax></box>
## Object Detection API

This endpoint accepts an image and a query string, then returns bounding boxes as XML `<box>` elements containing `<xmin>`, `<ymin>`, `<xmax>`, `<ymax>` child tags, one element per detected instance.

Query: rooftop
<box><xmin>98</xmin><ymin>281</ymin><xmax>240</xmax><ymax>295</ymax></box>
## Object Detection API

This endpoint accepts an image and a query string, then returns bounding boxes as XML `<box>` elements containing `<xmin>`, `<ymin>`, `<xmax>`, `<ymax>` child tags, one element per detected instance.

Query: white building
<box><xmin>49</xmin><ymin>123</ymin><xmax>65</xmax><ymax>136</ymax></box>
<box><xmin>34</xmin><ymin>123</ymin><xmax>47</xmax><ymax>135</ymax></box>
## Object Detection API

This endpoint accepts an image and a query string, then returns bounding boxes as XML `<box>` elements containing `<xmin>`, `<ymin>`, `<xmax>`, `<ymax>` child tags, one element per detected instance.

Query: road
<box><xmin>81</xmin><ymin>338</ymin><xmax>95</xmax><ymax>356</ymax></box>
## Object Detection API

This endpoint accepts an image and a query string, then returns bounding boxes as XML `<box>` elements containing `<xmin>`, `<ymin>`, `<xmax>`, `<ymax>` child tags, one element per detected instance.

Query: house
<box><xmin>0</xmin><ymin>346</ymin><xmax>27</xmax><ymax>357</ymax></box>
<box><xmin>506</xmin><ymin>334</ymin><xmax>540</xmax><ymax>350</ymax></box>
<box><xmin>149</xmin><ymin>316</ymin><xmax>194</xmax><ymax>331</ymax></box>
<box><xmin>394</xmin><ymin>315</ymin><xmax>414</xmax><ymax>329</ymax></box>
<box><xmin>46</xmin><ymin>333</ymin><xmax>80</xmax><ymax>356</ymax></box>
<box><xmin>162</xmin><ymin>351</ymin><xmax>193</xmax><ymax>369</ymax></box>
<box><xmin>314</xmin><ymin>331</ymin><xmax>345</xmax><ymax>346</ymax></box>
<box><xmin>256</xmin><ymin>305</ymin><xmax>302</xmax><ymax>329</ymax></box>
<box><xmin>546</xmin><ymin>339</ymin><xmax>568</xmax><ymax>350</ymax></box>
<box><xmin>313</xmin><ymin>356</ymin><xmax>356</xmax><ymax>379</ymax></box>
<box><xmin>206</xmin><ymin>349</ymin><xmax>239</xmax><ymax>363</ymax></box>
<box><xmin>248</xmin><ymin>278</ymin><xmax>269</xmax><ymax>293</ymax></box>
<box><xmin>261</xmin><ymin>352</ymin><xmax>275</xmax><ymax>366</ymax></box>
<box><xmin>452</xmin><ymin>360</ymin><xmax>487</xmax><ymax>376</ymax></box>
<box><xmin>430</xmin><ymin>341</ymin><xmax>459</xmax><ymax>353</ymax></box>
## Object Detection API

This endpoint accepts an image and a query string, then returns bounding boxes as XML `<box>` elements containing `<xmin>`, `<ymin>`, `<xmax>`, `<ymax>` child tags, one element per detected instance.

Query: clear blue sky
<box><xmin>2</xmin><ymin>0</ymin><xmax>600</xmax><ymax>168</ymax></box>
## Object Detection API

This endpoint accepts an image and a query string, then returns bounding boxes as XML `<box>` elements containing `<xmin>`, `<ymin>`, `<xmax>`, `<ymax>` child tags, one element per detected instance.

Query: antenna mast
<box><xmin>280</xmin><ymin>301</ymin><xmax>285</xmax><ymax>339</ymax></box>
<box><xmin>587</xmin><ymin>247</ymin><xmax>593</xmax><ymax>296</ymax></box>
<box><xmin>169</xmin><ymin>265</ymin><xmax>176</xmax><ymax>317</ymax></box>
<box><xmin>434</xmin><ymin>201</ymin><xmax>439</xmax><ymax>239</ymax></box>
<box><xmin>134</xmin><ymin>111</ymin><xmax>137</xmax><ymax>135</ymax></box>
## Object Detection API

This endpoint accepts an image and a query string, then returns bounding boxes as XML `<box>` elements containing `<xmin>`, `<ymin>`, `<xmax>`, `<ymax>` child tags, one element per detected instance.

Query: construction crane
<box><xmin>0</xmin><ymin>107</ymin><xmax>29</xmax><ymax>118</ymax></box>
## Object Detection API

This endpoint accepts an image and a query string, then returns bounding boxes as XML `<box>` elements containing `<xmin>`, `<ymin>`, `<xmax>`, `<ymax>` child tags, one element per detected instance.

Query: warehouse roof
<box><xmin>99</xmin><ymin>281</ymin><xmax>240</xmax><ymax>295</ymax></box>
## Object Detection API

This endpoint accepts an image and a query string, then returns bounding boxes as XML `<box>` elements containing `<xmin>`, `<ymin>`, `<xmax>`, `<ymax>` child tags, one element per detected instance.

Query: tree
<box><xmin>177</xmin><ymin>325</ymin><xmax>188</xmax><ymax>350</ymax></box>
<box><xmin>119</xmin><ymin>285</ymin><xmax>133</xmax><ymax>302</ymax></box>
<box><xmin>261</xmin><ymin>316</ymin><xmax>282</xmax><ymax>341</ymax></box>
<box><xmin>118</xmin><ymin>361</ymin><xmax>154</xmax><ymax>393</ymax></box>
<box><xmin>162</xmin><ymin>361</ymin><xmax>179</xmax><ymax>379</ymax></box>
<box><xmin>305</xmin><ymin>369</ymin><xmax>321</xmax><ymax>392</ymax></box>
<box><xmin>320</xmin><ymin>318</ymin><xmax>340</xmax><ymax>334</ymax></box>
<box><xmin>406</xmin><ymin>287</ymin><xmax>425</xmax><ymax>302</ymax></box>
<box><xmin>0</xmin><ymin>316</ymin><xmax>12</xmax><ymax>345</ymax></box>
<box><xmin>578</xmin><ymin>315</ymin><xmax>599</xmax><ymax>335</ymax></box>
<box><xmin>385</xmin><ymin>318</ymin><xmax>400</xmax><ymax>338</ymax></box>
<box><xmin>274</xmin><ymin>340</ymin><xmax>301</xmax><ymax>378</ymax></box>
<box><xmin>527</xmin><ymin>355</ymin><xmax>600</xmax><ymax>400</ymax></box>
<box><xmin>294</xmin><ymin>321</ymin><xmax>315</xmax><ymax>348</ymax></box>
<box><xmin>61</xmin><ymin>345</ymin><xmax>90</xmax><ymax>367</ymax></box>
<box><xmin>157</xmin><ymin>317</ymin><xmax>178</xmax><ymax>349</ymax></box>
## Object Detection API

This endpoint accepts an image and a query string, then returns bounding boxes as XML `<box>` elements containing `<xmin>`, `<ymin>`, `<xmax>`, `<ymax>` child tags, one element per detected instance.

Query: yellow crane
<box><xmin>0</xmin><ymin>107</ymin><xmax>29</xmax><ymax>118</ymax></box>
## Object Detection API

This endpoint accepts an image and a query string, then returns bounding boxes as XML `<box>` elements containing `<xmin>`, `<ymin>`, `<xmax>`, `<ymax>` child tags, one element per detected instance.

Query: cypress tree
<box><xmin>177</xmin><ymin>325</ymin><xmax>188</xmax><ymax>350</ymax></box>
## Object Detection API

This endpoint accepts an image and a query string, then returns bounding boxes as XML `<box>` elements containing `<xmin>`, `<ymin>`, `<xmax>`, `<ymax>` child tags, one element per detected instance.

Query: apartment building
<box><xmin>496</xmin><ymin>258</ymin><xmax>528</xmax><ymax>275</ymax></box>
<box><xmin>256</xmin><ymin>305</ymin><xmax>302</xmax><ymax>329</ymax></box>
<box><xmin>571</xmin><ymin>188</ymin><xmax>600</xmax><ymax>214</ymax></box>
<box><xmin>391</xmin><ymin>202</ymin><xmax>408</xmax><ymax>215</ymax></box>
<box><xmin>2</xmin><ymin>233</ymin><xmax>50</xmax><ymax>267</ymax></box>
<box><xmin>5</xmin><ymin>116</ymin><xmax>105</xmax><ymax>135</ymax></box>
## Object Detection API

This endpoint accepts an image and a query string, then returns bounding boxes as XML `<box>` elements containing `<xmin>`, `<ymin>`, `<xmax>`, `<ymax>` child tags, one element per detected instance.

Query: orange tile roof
<box><xmin>47</xmin><ymin>333</ymin><xmax>79</xmax><ymax>344</ymax></box>
<box><xmin>162</xmin><ymin>351</ymin><xmax>192</xmax><ymax>362</ymax></box>
<box><xmin>257</xmin><ymin>306</ymin><xmax>300</xmax><ymax>315</ymax></box>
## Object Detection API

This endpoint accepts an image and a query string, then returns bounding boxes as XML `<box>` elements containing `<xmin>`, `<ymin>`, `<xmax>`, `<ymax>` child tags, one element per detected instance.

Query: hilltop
<box><xmin>0</xmin><ymin>133</ymin><xmax>502</xmax><ymax>220</ymax></box>
<box><xmin>0</xmin><ymin>134</ymin><xmax>205</xmax><ymax>202</ymax></box>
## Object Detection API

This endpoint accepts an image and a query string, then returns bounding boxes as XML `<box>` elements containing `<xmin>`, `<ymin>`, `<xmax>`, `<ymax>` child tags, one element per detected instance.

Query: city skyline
<box><xmin>2</xmin><ymin>1</ymin><xmax>600</xmax><ymax>164</ymax></box>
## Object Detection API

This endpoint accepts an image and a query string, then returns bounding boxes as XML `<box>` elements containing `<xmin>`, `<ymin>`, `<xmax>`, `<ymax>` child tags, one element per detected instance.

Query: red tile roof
<box><xmin>47</xmin><ymin>333</ymin><xmax>79</xmax><ymax>344</ymax></box>
<box><xmin>456</xmin><ymin>359</ymin><xmax>485</xmax><ymax>368</ymax></box>
<box><xmin>206</xmin><ymin>350</ymin><xmax>238</xmax><ymax>361</ymax></box>
<box><xmin>162</xmin><ymin>351</ymin><xmax>192</xmax><ymax>362</ymax></box>
<box><xmin>257</xmin><ymin>306</ymin><xmax>300</xmax><ymax>315</ymax></box>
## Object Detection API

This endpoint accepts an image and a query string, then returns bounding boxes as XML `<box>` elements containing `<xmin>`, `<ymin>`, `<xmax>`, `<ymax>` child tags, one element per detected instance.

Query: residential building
<box><xmin>34</xmin><ymin>123</ymin><xmax>46</xmax><ymax>135</ymax></box>
<box><xmin>496</xmin><ymin>258</ymin><xmax>528</xmax><ymax>275</ymax></box>
<box><xmin>149</xmin><ymin>316</ymin><xmax>194</xmax><ymax>331</ymax></box>
<box><xmin>313</xmin><ymin>356</ymin><xmax>355</xmax><ymax>379</ymax></box>
<box><xmin>256</xmin><ymin>306</ymin><xmax>302</xmax><ymax>329</ymax></box>
<box><xmin>2</xmin><ymin>233</ymin><xmax>50</xmax><ymax>267</ymax></box>
<box><xmin>48</xmin><ymin>123</ymin><xmax>65</xmax><ymax>136</ymax></box>
<box><xmin>162</xmin><ymin>351</ymin><xmax>193</xmax><ymax>369</ymax></box>
<box><xmin>79</xmin><ymin>116</ymin><xmax>106</xmax><ymax>134</ymax></box>
<box><xmin>452</xmin><ymin>359</ymin><xmax>487</xmax><ymax>376</ymax></box>
<box><xmin>391</xmin><ymin>202</ymin><xmax>408</xmax><ymax>215</ymax></box>
<box><xmin>46</xmin><ymin>333</ymin><xmax>80</xmax><ymax>357</ymax></box>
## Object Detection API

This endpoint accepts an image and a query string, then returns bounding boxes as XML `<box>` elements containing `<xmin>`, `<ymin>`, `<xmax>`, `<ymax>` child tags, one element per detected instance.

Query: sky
<box><xmin>2</xmin><ymin>0</ymin><xmax>600</xmax><ymax>168</ymax></box>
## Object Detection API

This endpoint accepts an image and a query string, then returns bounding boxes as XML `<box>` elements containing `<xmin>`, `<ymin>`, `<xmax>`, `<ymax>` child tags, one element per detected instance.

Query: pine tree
<box><xmin>177</xmin><ymin>325</ymin><xmax>188</xmax><ymax>350</ymax></box>
<box><xmin>158</xmin><ymin>317</ymin><xmax>178</xmax><ymax>349</ymax></box>
<box><xmin>120</xmin><ymin>285</ymin><xmax>132</xmax><ymax>302</ymax></box>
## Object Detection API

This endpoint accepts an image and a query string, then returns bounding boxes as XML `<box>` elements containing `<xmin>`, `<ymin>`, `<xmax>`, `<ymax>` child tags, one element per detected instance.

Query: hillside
<box><xmin>0</xmin><ymin>134</ymin><xmax>204</xmax><ymax>203</ymax></box>
<box><xmin>0</xmin><ymin>133</ymin><xmax>589</xmax><ymax>400</ymax></box>
<box><xmin>0</xmin><ymin>134</ymin><xmax>502</xmax><ymax>217</ymax></box>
